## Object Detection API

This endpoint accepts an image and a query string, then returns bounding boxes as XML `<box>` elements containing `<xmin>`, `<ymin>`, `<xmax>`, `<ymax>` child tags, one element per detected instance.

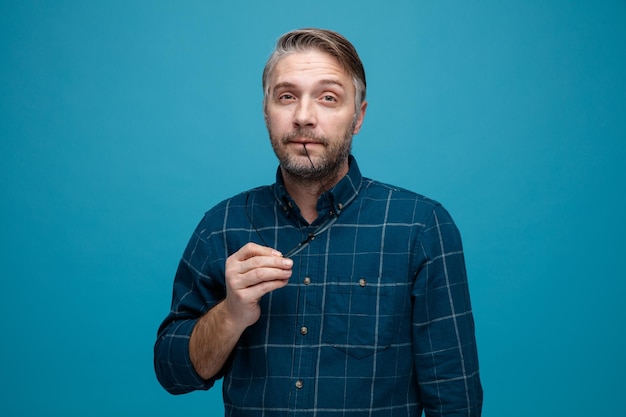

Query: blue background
<box><xmin>1</xmin><ymin>1</ymin><xmax>625</xmax><ymax>415</ymax></box>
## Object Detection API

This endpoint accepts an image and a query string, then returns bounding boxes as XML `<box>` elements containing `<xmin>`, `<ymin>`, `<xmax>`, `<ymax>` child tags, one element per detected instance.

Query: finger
<box><xmin>240</xmin><ymin>254</ymin><xmax>293</xmax><ymax>274</ymax></box>
<box><xmin>228</xmin><ymin>267</ymin><xmax>292</xmax><ymax>300</ymax></box>
<box><xmin>226</xmin><ymin>248</ymin><xmax>293</xmax><ymax>290</ymax></box>
<box><xmin>224</xmin><ymin>274</ymin><xmax>290</xmax><ymax>319</ymax></box>
<box><xmin>247</xmin><ymin>275</ymin><xmax>291</xmax><ymax>298</ymax></box>
<box><xmin>234</xmin><ymin>242</ymin><xmax>282</xmax><ymax>261</ymax></box>
<box><xmin>234</xmin><ymin>259</ymin><xmax>293</xmax><ymax>288</ymax></box>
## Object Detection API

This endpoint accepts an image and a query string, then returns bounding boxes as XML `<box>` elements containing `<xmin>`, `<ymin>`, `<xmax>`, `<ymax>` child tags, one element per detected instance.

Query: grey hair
<box><xmin>262</xmin><ymin>28</ymin><xmax>367</xmax><ymax>117</ymax></box>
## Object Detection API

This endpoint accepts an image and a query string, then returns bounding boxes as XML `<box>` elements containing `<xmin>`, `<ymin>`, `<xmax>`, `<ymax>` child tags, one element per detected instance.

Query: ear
<box><xmin>263</xmin><ymin>100</ymin><xmax>270</xmax><ymax>127</ymax></box>
<box><xmin>352</xmin><ymin>101</ymin><xmax>368</xmax><ymax>134</ymax></box>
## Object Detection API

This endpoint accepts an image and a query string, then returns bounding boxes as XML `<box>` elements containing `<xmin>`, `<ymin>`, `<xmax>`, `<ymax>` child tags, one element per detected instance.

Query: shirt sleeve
<box><xmin>153</xmin><ymin>215</ymin><xmax>228</xmax><ymax>395</ymax></box>
<box><xmin>412</xmin><ymin>204</ymin><xmax>483</xmax><ymax>416</ymax></box>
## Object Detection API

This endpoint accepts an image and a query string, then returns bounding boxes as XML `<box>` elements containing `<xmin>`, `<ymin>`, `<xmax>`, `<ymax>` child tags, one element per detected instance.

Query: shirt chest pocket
<box><xmin>322</xmin><ymin>276</ymin><xmax>399</xmax><ymax>359</ymax></box>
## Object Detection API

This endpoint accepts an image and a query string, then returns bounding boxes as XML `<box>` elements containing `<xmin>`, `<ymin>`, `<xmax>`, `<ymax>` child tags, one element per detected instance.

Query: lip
<box><xmin>287</xmin><ymin>139</ymin><xmax>322</xmax><ymax>146</ymax></box>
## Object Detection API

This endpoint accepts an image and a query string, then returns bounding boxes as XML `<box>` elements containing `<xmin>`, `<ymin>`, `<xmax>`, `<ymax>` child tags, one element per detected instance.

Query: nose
<box><xmin>293</xmin><ymin>97</ymin><xmax>316</xmax><ymax>128</ymax></box>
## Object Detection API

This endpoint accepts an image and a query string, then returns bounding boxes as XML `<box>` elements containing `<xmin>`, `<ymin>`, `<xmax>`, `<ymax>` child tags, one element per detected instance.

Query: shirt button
<box><xmin>359</xmin><ymin>278</ymin><xmax>367</xmax><ymax>287</ymax></box>
<box><xmin>295</xmin><ymin>380</ymin><xmax>303</xmax><ymax>389</ymax></box>
<box><xmin>303</xmin><ymin>277</ymin><xmax>311</xmax><ymax>285</ymax></box>
<box><xmin>300</xmin><ymin>326</ymin><xmax>308</xmax><ymax>335</ymax></box>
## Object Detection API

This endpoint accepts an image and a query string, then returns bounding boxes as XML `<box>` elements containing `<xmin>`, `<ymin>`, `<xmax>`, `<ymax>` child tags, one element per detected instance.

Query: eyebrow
<box><xmin>272</xmin><ymin>79</ymin><xmax>346</xmax><ymax>92</ymax></box>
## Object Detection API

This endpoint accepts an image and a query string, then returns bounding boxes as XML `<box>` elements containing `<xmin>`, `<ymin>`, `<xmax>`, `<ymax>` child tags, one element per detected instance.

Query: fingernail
<box><xmin>283</xmin><ymin>258</ymin><xmax>293</xmax><ymax>267</ymax></box>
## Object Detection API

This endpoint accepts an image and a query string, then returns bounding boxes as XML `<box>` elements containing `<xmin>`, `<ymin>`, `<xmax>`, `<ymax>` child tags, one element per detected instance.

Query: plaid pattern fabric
<box><xmin>155</xmin><ymin>157</ymin><xmax>482</xmax><ymax>416</ymax></box>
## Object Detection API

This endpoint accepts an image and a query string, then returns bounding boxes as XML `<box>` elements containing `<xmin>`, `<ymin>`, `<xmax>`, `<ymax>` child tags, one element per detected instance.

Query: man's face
<box><xmin>265</xmin><ymin>50</ymin><xmax>367</xmax><ymax>184</ymax></box>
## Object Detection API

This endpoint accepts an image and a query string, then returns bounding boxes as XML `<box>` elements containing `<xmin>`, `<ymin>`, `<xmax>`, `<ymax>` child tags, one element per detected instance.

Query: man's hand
<box><xmin>189</xmin><ymin>242</ymin><xmax>293</xmax><ymax>380</ymax></box>
<box><xmin>223</xmin><ymin>242</ymin><xmax>293</xmax><ymax>330</ymax></box>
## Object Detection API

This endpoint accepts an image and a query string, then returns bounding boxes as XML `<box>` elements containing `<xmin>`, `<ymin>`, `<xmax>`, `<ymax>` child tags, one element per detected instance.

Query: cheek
<box><xmin>328</xmin><ymin>114</ymin><xmax>356</xmax><ymax>135</ymax></box>
<box><xmin>266</xmin><ymin>111</ymin><xmax>291</xmax><ymax>132</ymax></box>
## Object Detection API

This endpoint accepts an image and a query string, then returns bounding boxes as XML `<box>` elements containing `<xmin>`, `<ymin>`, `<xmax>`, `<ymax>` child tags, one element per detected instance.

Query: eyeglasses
<box><xmin>245</xmin><ymin>192</ymin><xmax>337</xmax><ymax>258</ymax></box>
<box><xmin>282</xmin><ymin>215</ymin><xmax>337</xmax><ymax>257</ymax></box>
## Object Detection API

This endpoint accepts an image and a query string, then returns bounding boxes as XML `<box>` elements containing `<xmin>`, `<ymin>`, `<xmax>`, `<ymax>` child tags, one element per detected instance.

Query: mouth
<box><xmin>287</xmin><ymin>141</ymin><xmax>325</xmax><ymax>157</ymax></box>
<box><xmin>287</xmin><ymin>139</ymin><xmax>322</xmax><ymax>146</ymax></box>
<box><xmin>282</xmin><ymin>129</ymin><xmax>326</xmax><ymax>147</ymax></box>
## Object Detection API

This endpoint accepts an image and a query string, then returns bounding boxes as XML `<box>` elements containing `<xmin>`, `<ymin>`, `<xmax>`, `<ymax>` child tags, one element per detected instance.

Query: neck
<box><xmin>281</xmin><ymin>161</ymin><xmax>348</xmax><ymax>224</ymax></box>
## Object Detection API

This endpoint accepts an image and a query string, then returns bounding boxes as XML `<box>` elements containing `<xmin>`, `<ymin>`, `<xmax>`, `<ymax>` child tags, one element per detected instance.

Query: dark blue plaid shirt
<box><xmin>155</xmin><ymin>157</ymin><xmax>483</xmax><ymax>416</ymax></box>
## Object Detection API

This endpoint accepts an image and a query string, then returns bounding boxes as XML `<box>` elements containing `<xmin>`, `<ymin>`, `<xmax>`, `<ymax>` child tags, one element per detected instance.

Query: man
<box><xmin>154</xmin><ymin>28</ymin><xmax>483</xmax><ymax>416</ymax></box>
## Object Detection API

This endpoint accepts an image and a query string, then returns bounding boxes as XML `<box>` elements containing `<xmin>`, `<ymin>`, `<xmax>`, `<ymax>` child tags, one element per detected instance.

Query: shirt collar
<box><xmin>273</xmin><ymin>155</ymin><xmax>363</xmax><ymax>220</ymax></box>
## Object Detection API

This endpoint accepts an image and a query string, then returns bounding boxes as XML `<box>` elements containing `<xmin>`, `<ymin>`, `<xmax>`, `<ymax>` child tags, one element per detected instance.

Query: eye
<box><xmin>319</xmin><ymin>94</ymin><xmax>340</xmax><ymax>108</ymax></box>
<box><xmin>278</xmin><ymin>93</ymin><xmax>295</xmax><ymax>101</ymax></box>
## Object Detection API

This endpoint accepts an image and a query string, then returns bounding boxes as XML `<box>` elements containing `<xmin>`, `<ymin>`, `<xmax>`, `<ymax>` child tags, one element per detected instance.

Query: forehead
<box><xmin>270</xmin><ymin>50</ymin><xmax>352</xmax><ymax>89</ymax></box>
